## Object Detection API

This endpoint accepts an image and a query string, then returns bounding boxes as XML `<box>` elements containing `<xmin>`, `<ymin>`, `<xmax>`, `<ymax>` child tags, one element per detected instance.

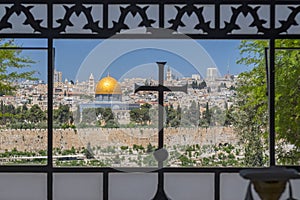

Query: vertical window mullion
<box><xmin>269</xmin><ymin>0</ymin><xmax>276</xmax><ymax>166</ymax></box>
<box><xmin>47</xmin><ymin>2</ymin><xmax>54</xmax><ymax>200</ymax></box>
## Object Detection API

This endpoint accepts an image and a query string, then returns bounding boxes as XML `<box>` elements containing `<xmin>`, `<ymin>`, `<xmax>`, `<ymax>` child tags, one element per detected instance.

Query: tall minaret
<box><xmin>88</xmin><ymin>73</ymin><xmax>95</xmax><ymax>95</ymax></box>
<box><xmin>166</xmin><ymin>66</ymin><xmax>172</xmax><ymax>82</ymax></box>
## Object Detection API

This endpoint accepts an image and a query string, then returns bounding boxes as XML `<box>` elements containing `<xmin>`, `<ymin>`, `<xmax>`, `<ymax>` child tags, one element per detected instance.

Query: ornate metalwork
<box><xmin>221</xmin><ymin>5</ymin><xmax>269</xmax><ymax>35</ymax></box>
<box><xmin>0</xmin><ymin>3</ymin><xmax>47</xmax><ymax>33</ymax></box>
<box><xmin>1</xmin><ymin>1</ymin><xmax>300</xmax><ymax>38</ymax></box>
<box><xmin>167</xmin><ymin>4</ymin><xmax>213</xmax><ymax>34</ymax></box>
<box><xmin>109</xmin><ymin>5</ymin><xmax>156</xmax><ymax>32</ymax></box>
<box><xmin>275</xmin><ymin>5</ymin><xmax>300</xmax><ymax>35</ymax></box>
<box><xmin>54</xmin><ymin>4</ymin><xmax>102</xmax><ymax>34</ymax></box>
<box><xmin>169</xmin><ymin>4</ymin><xmax>212</xmax><ymax>33</ymax></box>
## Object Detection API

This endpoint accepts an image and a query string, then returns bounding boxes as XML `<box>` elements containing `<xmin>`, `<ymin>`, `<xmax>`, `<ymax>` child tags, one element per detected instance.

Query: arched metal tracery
<box><xmin>1</xmin><ymin>1</ymin><xmax>300</xmax><ymax>38</ymax></box>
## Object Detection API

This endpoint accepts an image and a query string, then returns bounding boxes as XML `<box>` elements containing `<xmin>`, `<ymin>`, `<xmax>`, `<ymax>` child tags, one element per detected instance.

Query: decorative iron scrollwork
<box><xmin>221</xmin><ymin>5</ymin><xmax>269</xmax><ymax>35</ymax></box>
<box><xmin>220</xmin><ymin>5</ymin><xmax>300</xmax><ymax>35</ymax></box>
<box><xmin>0</xmin><ymin>1</ymin><xmax>300</xmax><ymax>37</ymax></box>
<box><xmin>0</xmin><ymin>3</ymin><xmax>47</xmax><ymax>33</ymax></box>
<box><xmin>276</xmin><ymin>6</ymin><xmax>300</xmax><ymax>34</ymax></box>
<box><xmin>110</xmin><ymin>5</ymin><xmax>156</xmax><ymax>33</ymax></box>
<box><xmin>54</xmin><ymin>4</ymin><xmax>156</xmax><ymax>34</ymax></box>
<box><xmin>54</xmin><ymin>4</ymin><xmax>102</xmax><ymax>34</ymax></box>
<box><xmin>168</xmin><ymin>4</ymin><xmax>212</xmax><ymax>34</ymax></box>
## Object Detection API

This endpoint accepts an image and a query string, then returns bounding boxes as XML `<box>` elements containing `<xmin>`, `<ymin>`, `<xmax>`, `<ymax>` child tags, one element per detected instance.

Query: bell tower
<box><xmin>88</xmin><ymin>73</ymin><xmax>95</xmax><ymax>95</ymax></box>
<box><xmin>166</xmin><ymin>66</ymin><xmax>172</xmax><ymax>82</ymax></box>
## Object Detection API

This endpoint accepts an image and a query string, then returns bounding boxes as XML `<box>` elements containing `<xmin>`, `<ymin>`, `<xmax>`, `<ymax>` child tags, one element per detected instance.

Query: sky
<box><xmin>15</xmin><ymin>39</ymin><xmax>250</xmax><ymax>82</ymax></box>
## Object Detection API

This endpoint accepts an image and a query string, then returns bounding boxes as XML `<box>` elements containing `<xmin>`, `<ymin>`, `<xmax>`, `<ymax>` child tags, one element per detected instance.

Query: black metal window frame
<box><xmin>1</xmin><ymin>0</ymin><xmax>300</xmax><ymax>199</ymax></box>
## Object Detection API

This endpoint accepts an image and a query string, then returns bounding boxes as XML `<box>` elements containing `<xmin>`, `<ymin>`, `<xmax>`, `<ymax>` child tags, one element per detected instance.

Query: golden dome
<box><xmin>95</xmin><ymin>75</ymin><xmax>122</xmax><ymax>95</ymax></box>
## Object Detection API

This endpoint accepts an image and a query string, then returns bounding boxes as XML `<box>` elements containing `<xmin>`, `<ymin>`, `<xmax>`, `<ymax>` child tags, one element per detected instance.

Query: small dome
<box><xmin>95</xmin><ymin>75</ymin><xmax>122</xmax><ymax>95</ymax></box>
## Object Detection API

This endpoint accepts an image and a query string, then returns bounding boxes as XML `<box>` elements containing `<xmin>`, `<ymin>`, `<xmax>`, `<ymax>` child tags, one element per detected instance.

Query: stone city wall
<box><xmin>0</xmin><ymin>127</ymin><xmax>238</xmax><ymax>152</ymax></box>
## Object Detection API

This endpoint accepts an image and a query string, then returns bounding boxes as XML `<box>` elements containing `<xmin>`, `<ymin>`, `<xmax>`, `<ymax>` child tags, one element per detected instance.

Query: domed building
<box><xmin>79</xmin><ymin>73</ymin><xmax>139</xmax><ymax>125</ymax></box>
<box><xmin>95</xmin><ymin>75</ymin><xmax>122</xmax><ymax>101</ymax></box>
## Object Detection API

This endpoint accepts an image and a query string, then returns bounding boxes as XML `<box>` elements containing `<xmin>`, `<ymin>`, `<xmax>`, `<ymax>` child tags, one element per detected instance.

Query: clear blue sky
<box><xmin>16</xmin><ymin>39</ymin><xmax>249</xmax><ymax>82</ymax></box>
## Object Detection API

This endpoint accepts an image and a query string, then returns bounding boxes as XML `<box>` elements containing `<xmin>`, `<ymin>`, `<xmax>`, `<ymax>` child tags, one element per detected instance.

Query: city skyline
<box><xmin>15</xmin><ymin>39</ymin><xmax>251</xmax><ymax>82</ymax></box>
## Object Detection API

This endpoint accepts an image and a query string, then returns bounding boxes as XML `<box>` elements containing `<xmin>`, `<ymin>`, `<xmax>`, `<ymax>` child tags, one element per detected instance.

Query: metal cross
<box><xmin>134</xmin><ymin>62</ymin><xmax>187</xmax><ymax>200</ymax></box>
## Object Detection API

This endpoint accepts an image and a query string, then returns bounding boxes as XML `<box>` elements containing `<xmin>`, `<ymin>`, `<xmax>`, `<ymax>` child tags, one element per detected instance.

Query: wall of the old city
<box><xmin>0</xmin><ymin>127</ymin><xmax>238</xmax><ymax>151</ymax></box>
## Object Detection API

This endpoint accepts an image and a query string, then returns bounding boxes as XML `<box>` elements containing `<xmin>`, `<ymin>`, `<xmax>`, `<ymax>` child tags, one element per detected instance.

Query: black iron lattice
<box><xmin>0</xmin><ymin>1</ymin><xmax>300</xmax><ymax>38</ymax></box>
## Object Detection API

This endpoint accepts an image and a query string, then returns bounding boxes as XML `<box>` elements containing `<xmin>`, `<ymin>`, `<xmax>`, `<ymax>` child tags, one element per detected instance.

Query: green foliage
<box><xmin>99</xmin><ymin>108</ymin><xmax>119</xmax><ymax>128</ymax></box>
<box><xmin>0</xmin><ymin>39</ymin><xmax>37</xmax><ymax>95</ymax></box>
<box><xmin>27</xmin><ymin>104</ymin><xmax>46</xmax><ymax>123</ymax></box>
<box><xmin>0</xmin><ymin>143</ymin><xmax>245</xmax><ymax>167</ymax></box>
<box><xmin>103</xmin><ymin>119</ymin><xmax>119</xmax><ymax>128</ymax></box>
<box><xmin>232</xmin><ymin>40</ymin><xmax>269</xmax><ymax>166</ymax></box>
<box><xmin>129</xmin><ymin>103</ymin><xmax>151</xmax><ymax>125</ymax></box>
<box><xmin>199</xmin><ymin>80</ymin><xmax>207</xmax><ymax>89</ymax></box>
<box><xmin>0</xmin><ymin>148</ymin><xmax>47</xmax><ymax>165</ymax></box>
<box><xmin>273</xmin><ymin>41</ymin><xmax>300</xmax><ymax>147</ymax></box>
<box><xmin>84</xmin><ymin>142</ymin><xmax>95</xmax><ymax>159</ymax></box>
<box><xmin>61</xmin><ymin>146</ymin><xmax>76</xmax><ymax>155</ymax></box>
<box><xmin>199</xmin><ymin>102</ymin><xmax>211</xmax><ymax>127</ymax></box>
<box><xmin>234</xmin><ymin>39</ymin><xmax>300</xmax><ymax>165</ymax></box>
<box><xmin>133</xmin><ymin>144</ymin><xmax>145</xmax><ymax>151</ymax></box>
<box><xmin>53</xmin><ymin>104</ymin><xmax>73</xmax><ymax>127</ymax></box>
<box><xmin>120</xmin><ymin>146</ymin><xmax>128</xmax><ymax>151</ymax></box>
<box><xmin>191</xmin><ymin>80</ymin><xmax>207</xmax><ymax>89</ymax></box>
<box><xmin>165</xmin><ymin>104</ymin><xmax>181</xmax><ymax>127</ymax></box>
<box><xmin>80</xmin><ymin>108</ymin><xmax>96</xmax><ymax>124</ymax></box>
<box><xmin>79</xmin><ymin>107</ymin><xmax>119</xmax><ymax>128</ymax></box>
<box><xmin>210</xmin><ymin>106</ymin><xmax>225</xmax><ymax>126</ymax></box>
<box><xmin>0</xmin><ymin>102</ymin><xmax>48</xmax><ymax>128</ymax></box>
<box><xmin>146</xmin><ymin>143</ymin><xmax>155</xmax><ymax>153</ymax></box>
<box><xmin>179</xmin><ymin>154</ymin><xmax>195</xmax><ymax>166</ymax></box>
<box><xmin>223</xmin><ymin>106</ymin><xmax>234</xmax><ymax>126</ymax></box>
<box><xmin>38</xmin><ymin>150</ymin><xmax>47</xmax><ymax>156</ymax></box>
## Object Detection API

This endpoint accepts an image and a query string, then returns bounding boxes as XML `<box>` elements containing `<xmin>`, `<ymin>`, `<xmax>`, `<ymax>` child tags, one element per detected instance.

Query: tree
<box><xmin>20</xmin><ymin>104</ymin><xmax>28</xmax><ymax>120</ymax></box>
<box><xmin>165</xmin><ymin>105</ymin><xmax>169</xmax><ymax>125</ymax></box>
<box><xmin>199</xmin><ymin>80</ymin><xmax>207</xmax><ymax>89</ymax></box>
<box><xmin>146</xmin><ymin>143</ymin><xmax>155</xmax><ymax>153</ymax></box>
<box><xmin>73</xmin><ymin>105</ymin><xmax>81</xmax><ymax>124</ymax></box>
<box><xmin>81</xmin><ymin>108</ymin><xmax>97</xmax><ymax>124</ymax></box>
<box><xmin>149</xmin><ymin>108</ymin><xmax>158</xmax><ymax>127</ymax></box>
<box><xmin>53</xmin><ymin>104</ymin><xmax>72</xmax><ymax>127</ymax></box>
<box><xmin>130</xmin><ymin>108</ymin><xmax>142</xmax><ymax>124</ymax></box>
<box><xmin>104</xmin><ymin>119</ymin><xmax>119</xmax><ymax>128</ymax></box>
<box><xmin>0</xmin><ymin>102</ymin><xmax>16</xmax><ymax>125</ymax></box>
<box><xmin>84</xmin><ymin>142</ymin><xmax>95</xmax><ymax>159</ymax></box>
<box><xmin>188</xmin><ymin>100</ymin><xmax>200</xmax><ymax>127</ymax></box>
<box><xmin>129</xmin><ymin>103</ymin><xmax>152</xmax><ymax>125</ymax></box>
<box><xmin>234</xmin><ymin>40</ymin><xmax>300</xmax><ymax>165</ymax></box>
<box><xmin>165</xmin><ymin>104</ymin><xmax>180</xmax><ymax>127</ymax></box>
<box><xmin>176</xmin><ymin>104</ymin><xmax>181</xmax><ymax>120</ymax></box>
<box><xmin>100</xmin><ymin>108</ymin><xmax>114</xmax><ymax>123</ymax></box>
<box><xmin>202</xmin><ymin>102</ymin><xmax>211</xmax><ymax>127</ymax></box>
<box><xmin>141</xmin><ymin>103</ymin><xmax>151</xmax><ymax>110</ymax></box>
<box><xmin>99</xmin><ymin>108</ymin><xmax>119</xmax><ymax>128</ymax></box>
<box><xmin>223</xmin><ymin>106</ymin><xmax>234</xmax><ymax>126</ymax></box>
<box><xmin>210</xmin><ymin>106</ymin><xmax>225</xmax><ymax>126</ymax></box>
<box><xmin>232</xmin><ymin>40</ymin><xmax>269</xmax><ymax>166</ymax></box>
<box><xmin>27</xmin><ymin>104</ymin><xmax>46</xmax><ymax>123</ymax></box>
<box><xmin>0</xmin><ymin>39</ymin><xmax>36</xmax><ymax>95</ymax></box>
<box><xmin>191</xmin><ymin>80</ymin><xmax>198</xmax><ymax>89</ymax></box>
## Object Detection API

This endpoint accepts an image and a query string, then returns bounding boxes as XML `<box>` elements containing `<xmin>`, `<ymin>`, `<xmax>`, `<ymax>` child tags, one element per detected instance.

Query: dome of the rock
<box><xmin>95</xmin><ymin>74</ymin><xmax>122</xmax><ymax>102</ymax></box>
<box><xmin>95</xmin><ymin>75</ymin><xmax>122</xmax><ymax>95</ymax></box>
